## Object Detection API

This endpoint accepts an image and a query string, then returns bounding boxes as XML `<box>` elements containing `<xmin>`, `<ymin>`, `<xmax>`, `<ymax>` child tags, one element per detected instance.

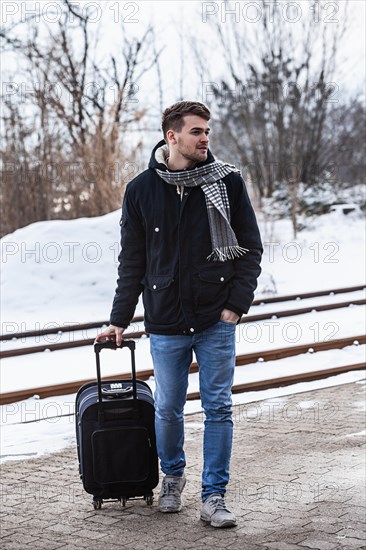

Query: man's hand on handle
<box><xmin>95</xmin><ymin>325</ymin><xmax>125</xmax><ymax>347</ymax></box>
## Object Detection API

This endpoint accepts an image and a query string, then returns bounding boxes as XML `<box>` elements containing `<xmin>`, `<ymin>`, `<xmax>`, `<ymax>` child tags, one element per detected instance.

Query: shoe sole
<box><xmin>158</xmin><ymin>505</ymin><xmax>182</xmax><ymax>513</ymax></box>
<box><xmin>200</xmin><ymin>513</ymin><xmax>237</xmax><ymax>528</ymax></box>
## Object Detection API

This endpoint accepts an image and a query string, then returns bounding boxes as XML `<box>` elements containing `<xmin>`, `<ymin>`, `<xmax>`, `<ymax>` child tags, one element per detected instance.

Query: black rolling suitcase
<box><xmin>75</xmin><ymin>339</ymin><xmax>159</xmax><ymax>509</ymax></box>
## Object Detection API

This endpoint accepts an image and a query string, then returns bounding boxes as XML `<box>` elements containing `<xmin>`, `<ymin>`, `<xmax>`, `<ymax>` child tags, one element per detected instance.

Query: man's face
<box><xmin>172</xmin><ymin>115</ymin><xmax>210</xmax><ymax>164</ymax></box>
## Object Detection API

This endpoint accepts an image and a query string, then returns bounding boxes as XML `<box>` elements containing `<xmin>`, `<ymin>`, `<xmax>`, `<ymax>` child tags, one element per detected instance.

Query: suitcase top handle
<box><xmin>94</xmin><ymin>339</ymin><xmax>135</xmax><ymax>353</ymax></box>
<box><xmin>93</xmin><ymin>339</ymin><xmax>137</xmax><ymax>419</ymax></box>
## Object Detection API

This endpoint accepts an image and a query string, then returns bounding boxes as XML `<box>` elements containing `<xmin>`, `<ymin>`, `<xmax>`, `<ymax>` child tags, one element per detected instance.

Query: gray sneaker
<box><xmin>200</xmin><ymin>493</ymin><xmax>237</xmax><ymax>528</ymax></box>
<box><xmin>158</xmin><ymin>474</ymin><xmax>186</xmax><ymax>513</ymax></box>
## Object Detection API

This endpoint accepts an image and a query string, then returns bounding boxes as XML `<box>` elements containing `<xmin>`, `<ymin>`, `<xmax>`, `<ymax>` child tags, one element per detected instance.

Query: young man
<box><xmin>96</xmin><ymin>101</ymin><xmax>263</xmax><ymax>527</ymax></box>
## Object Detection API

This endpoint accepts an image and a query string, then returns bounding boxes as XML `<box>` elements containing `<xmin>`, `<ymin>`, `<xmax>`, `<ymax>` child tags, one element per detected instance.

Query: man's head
<box><xmin>162</xmin><ymin>101</ymin><xmax>211</xmax><ymax>168</ymax></box>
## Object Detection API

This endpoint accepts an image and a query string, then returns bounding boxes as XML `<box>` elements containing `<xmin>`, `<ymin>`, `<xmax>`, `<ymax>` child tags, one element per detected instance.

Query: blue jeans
<box><xmin>150</xmin><ymin>320</ymin><xmax>236</xmax><ymax>501</ymax></box>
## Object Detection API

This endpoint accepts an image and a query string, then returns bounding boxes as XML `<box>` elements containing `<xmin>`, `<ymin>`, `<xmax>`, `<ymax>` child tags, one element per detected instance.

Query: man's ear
<box><xmin>166</xmin><ymin>130</ymin><xmax>177</xmax><ymax>145</ymax></box>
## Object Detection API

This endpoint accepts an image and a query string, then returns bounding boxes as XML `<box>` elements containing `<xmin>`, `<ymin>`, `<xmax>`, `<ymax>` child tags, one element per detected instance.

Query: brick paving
<box><xmin>1</xmin><ymin>380</ymin><xmax>365</xmax><ymax>549</ymax></box>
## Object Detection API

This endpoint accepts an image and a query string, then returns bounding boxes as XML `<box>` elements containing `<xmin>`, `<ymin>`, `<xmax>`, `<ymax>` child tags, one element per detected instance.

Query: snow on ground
<box><xmin>0</xmin><ymin>207</ymin><xmax>365</xmax><ymax>461</ymax></box>
<box><xmin>1</xmin><ymin>209</ymin><xmax>365</xmax><ymax>329</ymax></box>
<box><xmin>258</xmin><ymin>210</ymin><xmax>366</xmax><ymax>296</ymax></box>
<box><xmin>1</xmin><ymin>289</ymin><xmax>365</xmax><ymax>352</ymax></box>
<box><xmin>1</xmin><ymin>211</ymin><xmax>122</xmax><ymax>329</ymax></box>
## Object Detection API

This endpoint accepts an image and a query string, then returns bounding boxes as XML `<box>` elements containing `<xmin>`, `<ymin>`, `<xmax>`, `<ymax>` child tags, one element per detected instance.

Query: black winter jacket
<box><xmin>110</xmin><ymin>140</ymin><xmax>263</xmax><ymax>335</ymax></box>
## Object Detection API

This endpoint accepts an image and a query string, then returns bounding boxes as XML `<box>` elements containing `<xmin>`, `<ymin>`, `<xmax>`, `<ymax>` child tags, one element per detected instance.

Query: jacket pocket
<box><xmin>140</xmin><ymin>274</ymin><xmax>178</xmax><ymax>325</ymax></box>
<box><xmin>197</xmin><ymin>264</ymin><xmax>235</xmax><ymax>310</ymax></box>
<box><xmin>141</xmin><ymin>275</ymin><xmax>174</xmax><ymax>291</ymax></box>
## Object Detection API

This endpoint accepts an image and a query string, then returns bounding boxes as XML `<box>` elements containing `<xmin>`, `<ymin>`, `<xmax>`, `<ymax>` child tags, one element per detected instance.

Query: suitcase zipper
<box><xmin>78</xmin><ymin>386</ymin><xmax>154</xmax><ymax>415</ymax></box>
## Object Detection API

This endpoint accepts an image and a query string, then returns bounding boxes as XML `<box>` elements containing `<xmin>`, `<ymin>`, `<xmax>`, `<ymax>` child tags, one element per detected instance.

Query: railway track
<box><xmin>6</xmin><ymin>359</ymin><xmax>365</xmax><ymax>426</ymax></box>
<box><xmin>1</xmin><ymin>285</ymin><xmax>365</xmax><ymax>359</ymax></box>
<box><xmin>1</xmin><ymin>285</ymin><xmax>364</xmax><ymax>406</ymax></box>
<box><xmin>1</xmin><ymin>334</ymin><xmax>364</xmax><ymax>405</ymax></box>
<box><xmin>1</xmin><ymin>284</ymin><xmax>364</xmax><ymax>342</ymax></box>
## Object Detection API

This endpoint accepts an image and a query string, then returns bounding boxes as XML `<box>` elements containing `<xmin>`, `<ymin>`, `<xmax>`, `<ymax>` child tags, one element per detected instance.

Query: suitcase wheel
<box><xmin>120</xmin><ymin>497</ymin><xmax>127</xmax><ymax>507</ymax></box>
<box><xmin>144</xmin><ymin>494</ymin><xmax>154</xmax><ymax>506</ymax></box>
<box><xmin>93</xmin><ymin>497</ymin><xmax>102</xmax><ymax>510</ymax></box>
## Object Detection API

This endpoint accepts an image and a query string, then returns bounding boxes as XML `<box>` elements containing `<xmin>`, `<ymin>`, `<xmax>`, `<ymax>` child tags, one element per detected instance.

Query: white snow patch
<box><xmin>1</xmin><ymin>211</ymin><xmax>365</xmax><ymax>328</ymax></box>
<box><xmin>344</xmin><ymin>430</ymin><xmax>366</xmax><ymax>437</ymax></box>
<box><xmin>1</xmin><ymin>209</ymin><xmax>365</xmax><ymax>461</ymax></box>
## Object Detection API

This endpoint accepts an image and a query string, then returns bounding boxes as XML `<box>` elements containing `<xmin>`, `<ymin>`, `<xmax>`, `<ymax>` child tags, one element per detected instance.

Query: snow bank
<box><xmin>1</xmin><ymin>209</ymin><xmax>365</xmax><ymax>330</ymax></box>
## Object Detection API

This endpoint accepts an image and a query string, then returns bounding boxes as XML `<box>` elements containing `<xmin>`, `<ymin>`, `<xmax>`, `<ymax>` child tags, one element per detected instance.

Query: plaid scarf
<box><xmin>155</xmin><ymin>146</ymin><xmax>248</xmax><ymax>262</ymax></box>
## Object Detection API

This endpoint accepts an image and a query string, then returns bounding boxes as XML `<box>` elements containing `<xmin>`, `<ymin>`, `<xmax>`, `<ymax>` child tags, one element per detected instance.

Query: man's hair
<box><xmin>162</xmin><ymin>101</ymin><xmax>210</xmax><ymax>140</ymax></box>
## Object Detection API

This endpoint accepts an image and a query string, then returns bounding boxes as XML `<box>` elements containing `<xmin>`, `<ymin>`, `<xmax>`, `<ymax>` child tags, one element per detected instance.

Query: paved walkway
<box><xmin>1</xmin><ymin>381</ymin><xmax>365</xmax><ymax>550</ymax></box>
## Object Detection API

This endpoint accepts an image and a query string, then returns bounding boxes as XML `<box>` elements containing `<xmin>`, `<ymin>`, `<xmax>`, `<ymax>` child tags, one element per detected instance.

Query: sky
<box><xmin>125</xmin><ymin>0</ymin><xmax>366</xmax><ymax>98</ymax></box>
<box><xmin>87</xmin><ymin>0</ymin><xmax>366</xmax><ymax>117</ymax></box>
<box><xmin>2</xmin><ymin>1</ymin><xmax>364</xmax><ymax>158</ymax></box>
<box><xmin>2</xmin><ymin>1</ymin><xmax>365</xmax><ymax>105</ymax></box>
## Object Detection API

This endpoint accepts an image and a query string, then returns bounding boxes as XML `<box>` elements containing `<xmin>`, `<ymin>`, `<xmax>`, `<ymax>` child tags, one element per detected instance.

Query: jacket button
<box><xmin>189</xmin><ymin>328</ymin><xmax>194</xmax><ymax>332</ymax></box>
<box><xmin>153</xmin><ymin>284</ymin><xmax>157</xmax><ymax>289</ymax></box>
<box><xmin>154</xmin><ymin>227</ymin><xmax>159</xmax><ymax>232</ymax></box>
<box><xmin>220</xmin><ymin>277</ymin><xmax>225</xmax><ymax>282</ymax></box>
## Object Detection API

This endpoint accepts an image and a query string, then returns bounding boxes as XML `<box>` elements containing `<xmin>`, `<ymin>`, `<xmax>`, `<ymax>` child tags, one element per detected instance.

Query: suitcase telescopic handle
<box><xmin>93</xmin><ymin>339</ymin><xmax>137</xmax><ymax>419</ymax></box>
<box><xmin>94</xmin><ymin>339</ymin><xmax>135</xmax><ymax>353</ymax></box>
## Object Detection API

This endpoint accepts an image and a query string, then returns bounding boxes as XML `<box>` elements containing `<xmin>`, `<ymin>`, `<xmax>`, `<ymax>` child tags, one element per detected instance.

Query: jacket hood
<box><xmin>148</xmin><ymin>139</ymin><xmax>215</xmax><ymax>172</ymax></box>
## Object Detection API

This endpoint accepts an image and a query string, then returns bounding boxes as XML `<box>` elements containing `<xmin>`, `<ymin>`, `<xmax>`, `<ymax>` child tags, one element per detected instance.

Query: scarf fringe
<box><xmin>206</xmin><ymin>246</ymin><xmax>249</xmax><ymax>262</ymax></box>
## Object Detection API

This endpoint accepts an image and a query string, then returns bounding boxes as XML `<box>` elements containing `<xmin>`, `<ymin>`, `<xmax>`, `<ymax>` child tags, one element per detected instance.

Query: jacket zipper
<box><xmin>177</xmin><ymin>185</ymin><xmax>191</xmax><ymax>333</ymax></box>
<box><xmin>176</xmin><ymin>185</ymin><xmax>184</xmax><ymax>201</ymax></box>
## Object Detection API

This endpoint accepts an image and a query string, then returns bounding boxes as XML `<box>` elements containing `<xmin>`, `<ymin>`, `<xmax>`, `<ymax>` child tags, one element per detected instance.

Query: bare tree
<box><xmin>192</xmin><ymin>0</ymin><xmax>351</xmax><ymax>236</ymax></box>
<box><xmin>1</xmin><ymin>0</ymin><xmax>161</xmax><ymax>237</ymax></box>
<box><xmin>325</xmin><ymin>95</ymin><xmax>366</xmax><ymax>186</ymax></box>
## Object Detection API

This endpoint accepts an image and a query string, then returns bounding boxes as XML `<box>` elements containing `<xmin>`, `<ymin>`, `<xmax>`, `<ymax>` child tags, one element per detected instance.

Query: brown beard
<box><xmin>176</xmin><ymin>141</ymin><xmax>207</xmax><ymax>165</ymax></box>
